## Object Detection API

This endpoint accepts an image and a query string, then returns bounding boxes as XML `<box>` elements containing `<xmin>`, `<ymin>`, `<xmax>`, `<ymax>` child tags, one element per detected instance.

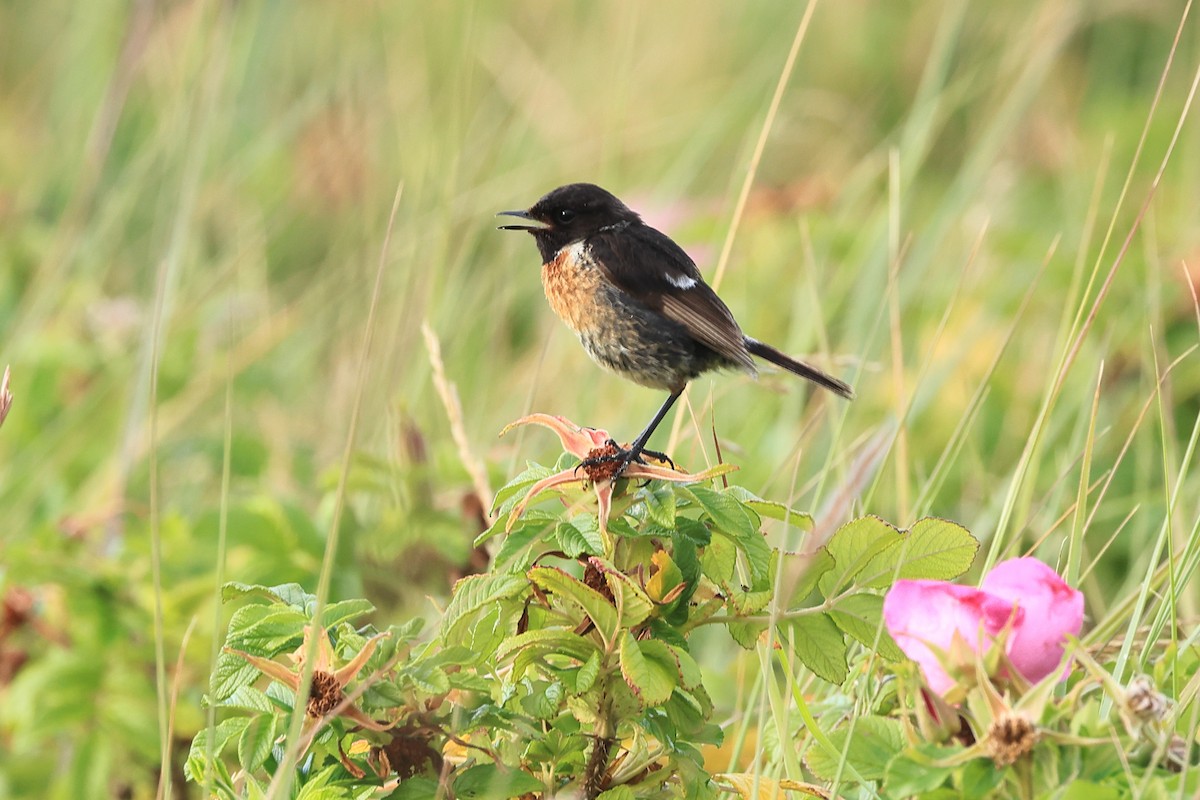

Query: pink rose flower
<box><xmin>883</xmin><ymin>558</ymin><xmax>1084</xmax><ymax>695</ymax></box>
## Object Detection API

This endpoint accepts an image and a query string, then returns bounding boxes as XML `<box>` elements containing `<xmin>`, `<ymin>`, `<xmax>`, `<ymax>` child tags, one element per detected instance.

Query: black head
<box><xmin>498</xmin><ymin>183</ymin><xmax>641</xmax><ymax>261</ymax></box>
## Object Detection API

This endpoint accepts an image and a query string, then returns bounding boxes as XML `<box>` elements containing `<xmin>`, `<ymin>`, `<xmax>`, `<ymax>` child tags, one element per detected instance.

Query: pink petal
<box><xmin>500</xmin><ymin>414</ymin><xmax>611</xmax><ymax>459</ymax></box>
<box><xmin>982</xmin><ymin>558</ymin><xmax>1083</xmax><ymax>684</ymax></box>
<box><xmin>884</xmin><ymin>580</ymin><xmax>1015</xmax><ymax>695</ymax></box>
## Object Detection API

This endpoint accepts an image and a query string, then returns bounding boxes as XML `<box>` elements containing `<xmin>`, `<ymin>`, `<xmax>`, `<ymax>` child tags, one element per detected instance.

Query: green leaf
<box><xmin>222</xmin><ymin>582</ymin><xmax>315</xmax><ymax>612</ymax></box>
<box><xmin>959</xmin><ymin>758</ymin><xmax>1006</xmax><ymax>799</ymax></box>
<box><xmin>391</xmin><ymin>778</ymin><xmax>440</xmax><ymax>800</ymax></box>
<box><xmin>618</xmin><ymin>632</ymin><xmax>676</xmax><ymax>706</ymax></box>
<box><xmin>674</xmin><ymin>516</ymin><xmax>712</xmax><ymax>546</ymax></box>
<box><xmin>555</xmin><ymin>515</ymin><xmax>605</xmax><ymax>558</ymax></box>
<box><xmin>641</xmin><ymin>483</ymin><xmax>677</xmax><ymax>529</ymax></box>
<box><xmin>858</xmin><ymin>516</ymin><xmax>979</xmax><ymax>588</ymax></box>
<box><xmin>1060</xmin><ymin>781</ymin><xmax>1123</xmax><ymax>800</ymax></box>
<box><xmin>701</xmin><ymin>531</ymin><xmax>736</xmax><ymax>584</ymax></box>
<box><xmin>228</xmin><ymin>607</ymin><xmax>308</xmax><ymax>654</ymax></box>
<box><xmin>576</xmin><ymin>650</ymin><xmax>601</xmax><ymax>693</ymax></box>
<box><xmin>724</xmin><ymin>485</ymin><xmax>814</xmax><ymax>528</ymax></box>
<box><xmin>735</xmin><ymin>525</ymin><xmax>773</xmax><ymax>587</ymax></box>
<box><xmin>453</xmin><ymin>763</ymin><xmax>544</xmax><ymax>799</ymax></box>
<box><xmin>882</xmin><ymin>744</ymin><xmax>961</xmax><ymax>795</ymax></box>
<box><xmin>491</xmin><ymin>515</ymin><xmax>553</xmax><ymax>572</ymax></box>
<box><xmin>441</xmin><ymin>573</ymin><xmax>528</xmax><ymax>642</ymax></box>
<box><xmin>785</xmin><ymin>548</ymin><xmax>836</xmax><ymax>604</ymax></box>
<box><xmin>668</xmin><ymin>645</ymin><xmax>704</xmax><ymax>691</ymax></box>
<box><xmin>818</xmin><ymin>516</ymin><xmax>903</xmax><ymax>596</ymax></box>
<box><xmin>497</xmin><ymin>629</ymin><xmax>602</xmax><ymax>668</ymax></box>
<box><xmin>592</xmin><ymin>559</ymin><xmax>654</xmax><ymax>628</ymax></box>
<box><xmin>237</xmin><ymin>714</ymin><xmax>276</xmax><ymax>772</ymax></box>
<box><xmin>805</xmin><ymin>716</ymin><xmax>905</xmax><ymax>781</ymax></box>
<box><xmin>784</xmin><ymin>612</ymin><xmax>848</xmax><ymax>684</ymax></box>
<box><xmin>726</xmin><ymin>620</ymin><xmax>767</xmax><ymax>649</ymax></box>
<box><xmin>827</xmin><ymin>592</ymin><xmax>905</xmax><ymax>661</ymax></box>
<box><xmin>188</xmin><ymin>716</ymin><xmax>250</xmax><ymax>766</ymax></box>
<box><xmin>216</xmin><ymin>685</ymin><xmax>275</xmax><ymax>713</ymax></box>
<box><xmin>320</xmin><ymin>598</ymin><xmax>375</xmax><ymax>629</ymax></box>
<box><xmin>402</xmin><ymin>661</ymin><xmax>451</xmax><ymax>695</ymax></box>
<box><xmin>489</xmin><ymin>462</ymin><xmax>555</xmax><ymax>518</ymax></box>
<box><xmin>212</xmin><ymin>651</ymin><xmax>263</xmax><ymax>701</ymax></box>
<box><xmin>598</xmin><ymin>787</ymin><xmax>637</xmax><ymax>800</ymax></box>
<box><xmin>528</xmin><ymin>566</ymin><xmax>619</xmax><ymax>643</ymax></box>
<box><xmin>686</xmin><ymin>486</ymin><xmax>758</xmax><ymax>540</ymax></box>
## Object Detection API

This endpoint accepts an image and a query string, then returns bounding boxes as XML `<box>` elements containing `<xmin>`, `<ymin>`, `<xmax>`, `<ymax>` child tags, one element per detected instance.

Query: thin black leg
<box><xmin>576</xmin><ymin>389</ymin><xmax>685</xmax><ymax>479</ymax></box>
<box><xmin>625</xmin><ymin>389</ymin><xmax>684</xmax><ymax>464</ymax></box>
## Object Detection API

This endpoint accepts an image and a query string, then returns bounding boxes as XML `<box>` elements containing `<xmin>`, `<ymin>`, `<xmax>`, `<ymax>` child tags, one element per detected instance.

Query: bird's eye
<box><xmin>556</xmin><ymin>208</ymin><xmax>576</xmax><ymax>224</ymax></box>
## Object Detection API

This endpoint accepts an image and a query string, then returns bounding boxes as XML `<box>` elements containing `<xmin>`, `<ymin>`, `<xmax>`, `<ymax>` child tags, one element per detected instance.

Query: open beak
<box><xmin>496</xmin><ymin>209</ymin><xmax>548</xmax><ymax>232</ymax></box>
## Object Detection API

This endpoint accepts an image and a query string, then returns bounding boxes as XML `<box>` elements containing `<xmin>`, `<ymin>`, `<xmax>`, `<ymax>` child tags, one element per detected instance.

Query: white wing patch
<box><xmin>665</xmin><ymin>273</ymin><xmax>697</xmax><ymax>290</ymax></box>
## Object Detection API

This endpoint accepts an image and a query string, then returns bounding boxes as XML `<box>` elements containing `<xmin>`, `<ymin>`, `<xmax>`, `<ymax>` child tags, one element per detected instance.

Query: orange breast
<box><xmin>542</xmin><ymin>241</ymin><xmax>603</xmax><ymax>335</ymax></box>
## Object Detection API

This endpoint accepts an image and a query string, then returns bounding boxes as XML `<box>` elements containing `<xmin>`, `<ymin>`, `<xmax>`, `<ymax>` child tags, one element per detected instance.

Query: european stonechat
<box><xmin>499</xmin><ymin>183</ymin><xmax>852</xmax><ymax>474</ymax></box>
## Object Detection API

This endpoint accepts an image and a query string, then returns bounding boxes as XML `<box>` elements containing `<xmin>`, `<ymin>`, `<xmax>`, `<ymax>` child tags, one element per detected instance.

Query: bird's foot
<box><xmin>575</xmin><ymin>439</ymin><xmax>674</xmax><ymax>482</ymax></box>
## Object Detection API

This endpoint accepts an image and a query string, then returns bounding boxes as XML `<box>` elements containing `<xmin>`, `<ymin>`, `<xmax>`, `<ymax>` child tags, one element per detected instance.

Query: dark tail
<box><xmin>744</xmin><ymin>337</ymin><xmax>854</xmax><ymax>399</ymax></box>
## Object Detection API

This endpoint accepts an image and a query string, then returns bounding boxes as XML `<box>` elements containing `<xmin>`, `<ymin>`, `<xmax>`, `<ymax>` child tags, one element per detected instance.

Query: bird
<box><xmin>498</xmin><ymin>182</ymin><xmax>853</xmax><ymax>475</ymax></box>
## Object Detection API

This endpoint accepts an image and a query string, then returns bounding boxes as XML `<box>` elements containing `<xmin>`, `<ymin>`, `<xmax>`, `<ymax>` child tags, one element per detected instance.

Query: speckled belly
<box><xmin>542</xmin><ymin>244</ymin><xmax>726</xmax><ymax>392</ymax></box>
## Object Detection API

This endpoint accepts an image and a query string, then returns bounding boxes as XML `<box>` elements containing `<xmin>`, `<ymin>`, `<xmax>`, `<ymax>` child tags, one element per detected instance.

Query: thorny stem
<box><xmin>583</xmin><ymin>688</ymin><xmax>616</xmax><ymax>799</ymax></box>
<box><xmin>688</xmin><ymin>583</ymin><xmax>861</xmax><ymax>628</ymax></box>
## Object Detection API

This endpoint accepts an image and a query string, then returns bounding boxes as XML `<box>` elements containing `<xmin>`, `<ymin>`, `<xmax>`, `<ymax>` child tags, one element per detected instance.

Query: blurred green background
<box><xmin>1</xmin><ymin>1</ymin><xmax>1198</xmax><ymax>797</ymax></box>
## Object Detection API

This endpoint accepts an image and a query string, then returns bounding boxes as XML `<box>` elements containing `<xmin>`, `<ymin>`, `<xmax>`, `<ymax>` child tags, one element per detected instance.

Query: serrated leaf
<box><xmin>724</xmin><ymin>486</ymin><xmax>814</xmax><ymax>529</ymax></box>
<box><xmin>441</xmin><ymin>573</ymin><xmax>528</xmax><ymax>642</ymax></box>
<box><xmin>497</xmin><ymin>629</ymin><xmax>601</xmax><ymax>666</ymax></box>
<box><xmin>228</xmin><ymin>608</ymin><xmax>308</xmax><ymax>654</ymax></box>
<box><xmin>237</xmin><ymin>714</ymin><xmax>276</xmax><ymax>772</ymax></box>
<box><xmin>592</xmin><ymin>559</ymin><xmax>654</xmax><ymax>628</ymax></box>
<box><xmin>687</xmin><ymin>486</ymin><xmax>759</xmax><ymax>539</ymax></box>
<box><xmin>618</xmin><ymin>631</ymin><xmax>675</xmax><ymax>706</ymax></box>
<box><xmin>827</xmin><ymin>592</ymin><xmax>905</xmax><ymax>661</ymax></box>
<box><xmin>736</xmin><ymin>524</ymin><xmax>773</xmax><ymax>587</ymax></box>
<box><xmin>702</xmin><ymin>531</ymin><xmax>736</xmax><ymax>584</ymax></box>
<box><xmin>222</xmin><ymin>582</ymin><xmax>316</xmax><ymax>611</ymax></box>
<box><xmin>454</xmin><ymin>763</ymin><xmax>544</xmax><ymax>799</ymax></box>
<box><xmin>489</xmin><ymin>462</ymin><xmax>555</xmax><ymax>517</ymax></box>
<box><xmin>217</xmin><ymin>685</ymin><xmax>275</xmax><ymax>713</ymax></box>
<box><xmin>804</xmin><ymin>716</ymin><xmax>905</xmax><ymax>781</ymax></box>
<box><xmin>555</xmin><ymin>516</ymin><xmax>605</xmax><ymax>558</ymax></box>
<box><xmin>784</xmin><ymin>548</ymin><xmax>836</xmax><ymax>605</ymax></box>
<box><xmin>858</xmin><ymin>517</ymin><xmax>979</xmax><ymax>588</ymax></box>
<box><xmin>668</xmin><ymin>645</ymin><xmax>704</xmax><ymax>691</ymax></box>
<box><xmin>642</xmin><ymin>484</ymin><xmax>677</xmax><ymax>528</ymax></box>
<box><xmin>188</xmin><ymin>716</ymin><xmax>250</xmax><ymax>763</ymax></box>
<box><xmin>784</xmin><ymin>613</ymin><xmax>848</xmax><ymax>684</ymax></box>
<box><xmin>403</xmin><ymin>662</ymin><xmax>451</xmax><ymax>695</ymax></box>
<box><xmin>491</xmin><ymin>516</ymin><xmax>552</xmax><ymax>572</ymax></box>
<box><xmin>818</xmin><ymin>517</ymin><xmax>903</xmax><ymax>596</ymax></box>
<box><xmin>320</xmin><ymin>598</ymin><xmax>375</xmax><ymax>629</ymax></box>
<box><xmin>528</xmin><ymin>566</ymin><xmax>619</xmax><ymax>644</ymax></box>
<box><xmin>576</xmin><ymin>650</ymin><xmax>601</xmax><ymax>693</ymax></box>
<box><xmin>212</xmin><ymin>651</ymin><xmax>263</xmax><ymax>701</ymax></box>
<box><xmin>669</xmin><ymin>517</ymin><xmax>709</xmax><ymax>549</ymax></box>
<box><xmin>726</xmin><ymin>620</ymin><xmax>766</xmax><ymax>649</ymax></box>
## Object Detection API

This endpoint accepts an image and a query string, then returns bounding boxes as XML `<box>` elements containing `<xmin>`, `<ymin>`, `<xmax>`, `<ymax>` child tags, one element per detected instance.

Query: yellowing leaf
<box><xmin>711</xmin><ymin>773</ymin><xmax>830</xmax><ymax>799</ymax></box>
<box><xmin>646</xmin><ymin>549</ymin><xmax>684</xmax><ymax>603</ymax></box>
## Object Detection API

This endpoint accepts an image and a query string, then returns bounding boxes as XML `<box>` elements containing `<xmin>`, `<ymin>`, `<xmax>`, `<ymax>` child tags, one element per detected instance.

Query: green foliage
<box><xmin>0</xmin><ymin>2</ymin><xmax>1197</xmax><ymax>798</ymax></box>
<box><xmin>190</xmin><ymin>461</ymin><xmax>972</xmax><ymax>796</ymax></box>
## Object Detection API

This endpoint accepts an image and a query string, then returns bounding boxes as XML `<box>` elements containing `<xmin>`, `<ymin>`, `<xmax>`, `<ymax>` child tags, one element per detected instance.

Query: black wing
<box><xmin>587</xmin><ymin>224</ymin><xmax>756</xmax><ymax>372</ymax></box>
